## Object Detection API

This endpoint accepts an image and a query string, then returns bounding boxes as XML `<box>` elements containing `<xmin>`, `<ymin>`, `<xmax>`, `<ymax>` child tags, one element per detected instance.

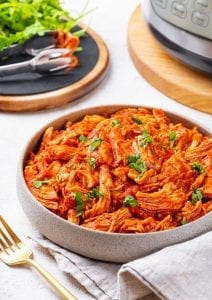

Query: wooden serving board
<box><xmin>128</xmin><ymin>5</ymin><xmax>212</xmax><ymax>114</ymax></box>
<box><xmin>0</xmin><ymin>25</ymin><xmax>109</xmax><ymax>112</ymax></box>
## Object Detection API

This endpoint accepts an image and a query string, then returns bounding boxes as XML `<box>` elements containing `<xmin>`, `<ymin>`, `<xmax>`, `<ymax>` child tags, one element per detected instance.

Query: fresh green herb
<box><xmin>78</xmin><ymin>135</ymin><xmax>87</xmax><ymax>142</ymax></box>
<box><xmin>88</xmin><ymin>157</ymin><xmax>96</xmax><ymax>169</ymax></box>
<box><xmin>181</xmin><ymin>220</ymin><xmax>188</xmax><ymax>225</ymax></box>
<box><xmin>123</xmin><ymin>195</ymin><xmax>138</xmax><ymax>207</ymax></box>
<box><xmin>74</xmin><ymin>46</ymin><xmax>83</xmax><ymax>52</ymax></box>
<box><xmin>168</xmin><ymin>131</ymin><xmax>177</xmax><ymax>148</ymax></box>
<box><xmin>132</xmin><ymin>116</ymin><xmax>143</xmax><ymax>125</ymax></box>
<box><xmin>87</xmin><ymin>187</ymin><xmax>104</xmax><ymax>200</ymax></box>
<box><xmin>191</xmin><ymin>162</ymin><xmax>205</xmax><ymax>174</ymax></box>
<box><xmin>138</xmin><ymin>130</ymin><xmax>152</xmax><ymax>147</ymax></box>
<box><xmin>33</xmin><ymin>179</ymin><xmax>50</xmax><ymax>189</ymax></box>
<box><xmin>74</xmin><ymin>191</ymin><xmax>83</xmax><ymax>217</ymax></box>
<box><xmin>136</xmin><ymin>173</ymin><xmax>145</xmax><ymax>180</ymax></box>
<box><xmin>191</xmin><ymin>188</ymin><xmax>203</xmax><ymax>205</ymax></box>
<box><xmin>0</xmin><ymin>0</ymin><xmax>86</xmax><ymax>52</ymax></box>
<box><xmin>110</xmin><ymin>119</ymin><xmax>121</xmax><ymax>128</ymax></box>
<box><xmin>127</xmin><ymin>154</ymin><xmax>147</xmax><ymax>175</ymax></box>
<box><xmin>73</xmin><ymin>28</ymin><xmax>86</xmax><ymax>38</ymax></box>
<box><xmin>130</xmin><ymin>159</ymin><xmax>147</xmax><ymax>174</ymax></box>
<box><xmin>127</xmin><ymin>153</ymin><xmax>141</xmax><ymax>164</ymax></box>
<box><xmin>89</xmin><ymin>138</ymin><xmax>102</xmax><ymax>152</ymax></box>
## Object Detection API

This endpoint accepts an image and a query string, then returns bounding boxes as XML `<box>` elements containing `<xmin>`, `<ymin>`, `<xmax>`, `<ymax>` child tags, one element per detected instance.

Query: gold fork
<box><xmin>0</xmin><ymin>215</ymin><xmax>77</xmax><ymax>300</ymax></box>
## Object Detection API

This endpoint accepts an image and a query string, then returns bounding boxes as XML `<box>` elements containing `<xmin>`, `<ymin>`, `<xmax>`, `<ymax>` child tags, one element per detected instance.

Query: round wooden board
<box><xmin>128</xmin><ymin>5</ymin><xmax>212</xmax><ymax>114</ymax></box>
<box><xmin>0</xmin><ymin>25</ymin><xmax>109</xmax><ymax>112</ymax></box>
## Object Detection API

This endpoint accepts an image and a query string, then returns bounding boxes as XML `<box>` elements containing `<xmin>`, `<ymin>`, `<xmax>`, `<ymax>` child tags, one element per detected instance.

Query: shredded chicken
<box><xmin>24</xmin><ymin>108</ymin><xmax>212</xmax><ymax>233</ymax></box>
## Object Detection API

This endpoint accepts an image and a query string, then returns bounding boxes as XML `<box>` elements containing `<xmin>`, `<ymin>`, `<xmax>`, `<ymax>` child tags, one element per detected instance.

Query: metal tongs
<box><xmin>0</xmin><ymin>48</ymin><xmax>72</xmax><ymax>77</ymax></box>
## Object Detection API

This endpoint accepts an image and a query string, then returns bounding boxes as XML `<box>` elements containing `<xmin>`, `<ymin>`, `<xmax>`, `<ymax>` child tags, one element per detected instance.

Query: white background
<box><xmin>0</xmin><ymin>0</ymin><xmax>211</xmax><ymax>299</ymax></box>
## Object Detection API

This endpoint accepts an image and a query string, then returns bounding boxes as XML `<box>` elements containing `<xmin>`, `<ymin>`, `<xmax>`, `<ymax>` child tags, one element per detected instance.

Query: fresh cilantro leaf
<box><xmin>138</xmin><ymin>130</ymin><xmax>152</xmax><ymax>147</ymax></box>
<box><xmin>191</xmin><ymin>188</ymin><xmax>203</xmax><ymax>205</ymax></box>
<box><xmin>74</xmin><ymin>192</ymin><xmax>83</xmax><ymax>217</ymax></box>
<box><xmin>130</xmin><ymin>160</ymin><xmax>147</xmax><ymax>174</ymax></box>
<box><xmin>89</xmin><ymin>138</ymin><xmax>102</xmax><ymax>152</ymax></box>
<box><xmin>181</xmin><ymin>220</ymin><xmax>188</xmax><ymax>225</ymax></box>
<box><xmin>78</xmin><ymin>135</ymin><xmax>87</xmax><ymax>142</ymax></box>
<box><xmin>127</xmin><ymin>154</ymin><xmax>147</xmax><ymax>175</ymax></box>
<box><xmin>123</xmin><ymin>195</ymin><xmax>138</xmax><ymax>207</ymax></box>
<box><xmin>88</xmin><ymin>157</ymin><xmax>96</xmax><ymax>169</ymax></box>
<box><xmin>110</xmin><ymin>119</ymin><xmax>121</xmax><ymax>128</ymax></box>
<box><xmin>33</xmin><ymin>179</ymin><xmax>49</xmax><ymax>189</ymax></box>
<box><xmin>87</xmin><ymin>187</ymin><xmax>104</xmax><ymax>200</ymax></box>
<box><xmin>168</xmin><ymin>131</ymin><xmax>177</xmax><ymax>148</ymax></box>
<box><xmin>132</xmin><ymin>116</ymin><xmax>143</xmax><ymax>125</ymax></box>
<box><xmin>127</xmin><ymin>154</ymin><xmax>140</xmax><ymax>164</ymax></box>
<box><xmin>191</xmin><ymin>162</ymin><xmax>205</xmax><ymax>174</ymax></box>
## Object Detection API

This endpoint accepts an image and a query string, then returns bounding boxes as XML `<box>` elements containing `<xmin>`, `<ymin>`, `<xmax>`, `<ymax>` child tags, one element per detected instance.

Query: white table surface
<box><xmin>0</xmin><ymin>1</ymin><xmax>211</xmax><ymax>299</ymax></box>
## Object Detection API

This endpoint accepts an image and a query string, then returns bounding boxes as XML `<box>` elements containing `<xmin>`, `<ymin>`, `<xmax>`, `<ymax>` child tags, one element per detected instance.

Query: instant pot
<box><xmin>143</xmin><ymin>0</ymin><xmax>212</xmax><ymax>74</ymax></box>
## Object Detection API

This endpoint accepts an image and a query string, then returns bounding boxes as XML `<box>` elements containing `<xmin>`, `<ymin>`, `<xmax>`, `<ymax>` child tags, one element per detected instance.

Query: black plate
<box><xmin>0</xmin><ymin>31</ymin><xmax>99</xmax><ymax>95</ymax></box>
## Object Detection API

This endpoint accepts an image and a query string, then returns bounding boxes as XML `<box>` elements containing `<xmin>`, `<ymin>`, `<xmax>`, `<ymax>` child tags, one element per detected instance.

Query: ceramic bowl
<box><xmin>16</xmin><ymin>105</ymin><xmax>212</xmax><ymax>263</ymax></box>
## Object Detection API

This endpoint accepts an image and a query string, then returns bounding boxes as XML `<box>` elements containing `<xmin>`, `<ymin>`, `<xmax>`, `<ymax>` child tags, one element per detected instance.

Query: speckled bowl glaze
<box><xmin>17</xmin><ymin>105</ymin><xmax>212</xmax><ymax>263</ymax></box>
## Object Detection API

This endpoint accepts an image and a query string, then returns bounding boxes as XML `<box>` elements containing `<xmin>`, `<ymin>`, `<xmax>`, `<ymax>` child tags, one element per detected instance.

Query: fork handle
<box><xmin>26</xmin><ymin>258</ymin><xmax>77</xmax><ymax>300</ymax></box>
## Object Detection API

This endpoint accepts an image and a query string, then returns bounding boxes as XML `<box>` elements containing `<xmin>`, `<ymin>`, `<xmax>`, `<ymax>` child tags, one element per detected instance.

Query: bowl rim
<box><xmin>18</xmin><ymin>104</ymin><xmax>212</xmax><ymax>238</ymax></box>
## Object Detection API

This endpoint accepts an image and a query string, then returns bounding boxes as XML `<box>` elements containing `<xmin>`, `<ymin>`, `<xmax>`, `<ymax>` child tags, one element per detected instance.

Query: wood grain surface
<box><xmin>128</xmin><ymin>5</ymin><xmax>212</xmax><ymax>114</ymax></box>
<box><xmin>0</xmin><ymin>25</ymin><xmax>109</xmax><ymax>112</ymax></box>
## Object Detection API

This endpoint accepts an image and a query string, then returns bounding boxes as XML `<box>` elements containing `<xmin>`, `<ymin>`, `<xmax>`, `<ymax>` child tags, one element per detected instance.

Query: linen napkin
<box><xmin>30</xmin><ymin>231</ymin><xmax>212</xmax><ymax>300</ymax></box>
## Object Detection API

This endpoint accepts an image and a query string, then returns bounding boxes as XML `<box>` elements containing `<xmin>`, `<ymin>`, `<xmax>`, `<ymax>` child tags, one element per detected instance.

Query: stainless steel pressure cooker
<box><xmin>143</xmin><ymin>0</ymin><xmax>212</xmax><ymax>74</ymax></box>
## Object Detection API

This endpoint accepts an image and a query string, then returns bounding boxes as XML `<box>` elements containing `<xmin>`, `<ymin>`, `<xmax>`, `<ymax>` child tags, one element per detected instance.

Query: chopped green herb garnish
<box><xmin>127</xmin><ymin>153</ymin><xmax>141</xmax><ymax>164</ymax></box>
<box><xmin>181</xmin><ymin>220</ymin><xmax>188</xmax><ymax>225</ymax></box>
<box><xmin>191</xmin><ymin>188</ymin><xmax>203</xmax><ymax>205</ymax></box>
<box><xmin>110</xmin><ymin>119</ymin><xmax>121</xmax><ymax>128</ymax></box>
<box><xmin>168</xmin><ymin>131</ymin><xmax>177</xmax><ymax>148</ymax></box>
<box><xmin>191</xmin><ymin>162</ymin><xmax>205</xmax><ymax>174</ymax></box>
<box><xmin>33</xmin><ymin>179</ymin><xmax>50</xmax><ymax>189</ymax></box>
<box><xmin>127</xmin><ymin>154</ymin><xmax>147</xmax><ymax>175</ymax></box>
<box><xmin>130</xmin><ymin>159</ymin><xmax>147</xmax><ymax>174</ymax></box>
<box><xmin>89</xmin><ymin>138</ymin><xmax>102</xmax><ymax>152</ymax></box>
<box><xmin>78</xmin><ymin>135</ymin><xmax>87</xmax><ymax>142</ymax></box>
<box><xmin>132</xmin><ymin>116</ymin><xmax>143</xmax><ymax>125</ymax></box>
<box><xmin>75</xmin><ymin>46</ymin><xmax>83</xmax><ymax>52</ymax></box>
<box><xmin>88</xmin><ymin>157</ymin><xmax>96</xmax><ymax>169</ymax></box>
<box><xmin>74</xmin><ymin>192</ymin><xmax>83</xmax><ymax>217</ymax></box>
<box><xmin>138</xmin><ymin>130</ymin><xmax>152</xmax><ymax>147</ymax></box>
<box><xmin>136</xmin><ymin>173</ymin><xmax>144</xmax><ymax>180</ymax></box>
<box><xmin>87</xmin><ymin>187</ymin><xmax>104</xmax><ymax>200</ymax></box>
<box><xmin>123</xmin><ymin>195</ymin><xmax>138</xmax><ymax>207</ymax></box>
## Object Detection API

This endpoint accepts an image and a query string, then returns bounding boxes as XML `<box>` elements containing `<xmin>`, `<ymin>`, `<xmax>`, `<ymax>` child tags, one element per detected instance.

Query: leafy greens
<box><xmin>0</xmin><ymin>0</ymin><xmax>84</xmax><ymax>51</ymax></box>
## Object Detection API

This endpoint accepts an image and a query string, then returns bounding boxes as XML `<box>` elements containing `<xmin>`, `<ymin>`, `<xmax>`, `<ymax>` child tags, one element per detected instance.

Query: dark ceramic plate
<box><xmin>0</xmin><ymin>29</ymin><xmax>99</xmax><ymax>95</ymax></box>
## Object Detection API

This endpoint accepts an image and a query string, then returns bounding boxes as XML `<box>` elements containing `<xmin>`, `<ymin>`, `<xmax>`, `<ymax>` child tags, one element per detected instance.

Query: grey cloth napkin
<box><xmin>30</xmin><ymin>231</ymin><xmax>212</xmax><ymax>300</ymax></box>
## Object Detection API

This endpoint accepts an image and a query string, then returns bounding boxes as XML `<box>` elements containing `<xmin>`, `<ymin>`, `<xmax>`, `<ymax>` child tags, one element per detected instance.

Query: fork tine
<box><xmin>0</xmin><ymin>227</ymin><xmax>15</xmax><ymax>249</ymax></box>
<box><xmin>0</xmin><ymin>235</ymin><xmax>9</xmax><ymax>254</ymax></box>
<box><xmin>0</xmin><ymin>215</ymin><xmax>21</xmax><ymax>245</ymax></box>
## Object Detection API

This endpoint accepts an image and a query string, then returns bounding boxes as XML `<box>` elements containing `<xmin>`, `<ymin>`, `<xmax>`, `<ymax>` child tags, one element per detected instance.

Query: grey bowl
<box><xmin>17</xmin><ymin>105</ymin><xmax>212</xmax><ymax>263</ymax></box>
